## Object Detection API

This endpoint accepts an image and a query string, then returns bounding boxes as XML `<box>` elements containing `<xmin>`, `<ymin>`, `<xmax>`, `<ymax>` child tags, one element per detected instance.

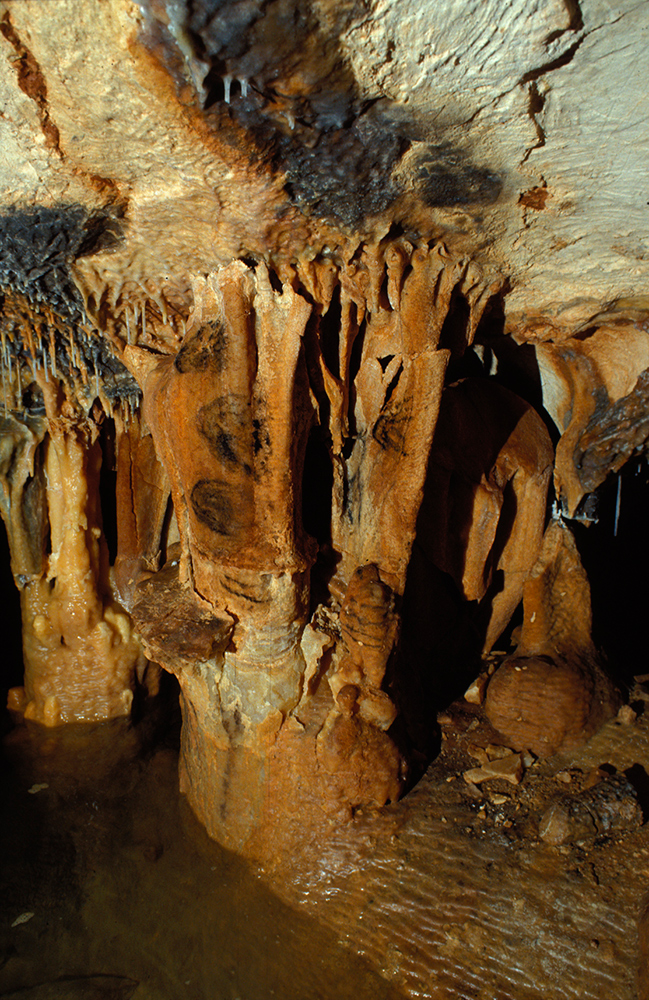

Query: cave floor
<box><xmin>1</xmin><ymin>693</ymin><xmax>648</xmax><ymax>1000</ymax></box>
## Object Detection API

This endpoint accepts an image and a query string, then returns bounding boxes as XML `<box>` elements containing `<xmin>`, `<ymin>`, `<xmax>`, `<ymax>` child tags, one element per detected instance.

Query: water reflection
<box><xmin>0</xmin><ymin>709</ymin><xmax>406</xmax><ymax>1000</ymax></box>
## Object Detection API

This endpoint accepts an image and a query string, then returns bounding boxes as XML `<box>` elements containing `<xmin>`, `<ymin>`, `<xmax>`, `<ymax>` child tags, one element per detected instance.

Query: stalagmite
<box><xmin>119</xmin><ymin>249</ymin><xmax>475</xmax><ymax>848</ymax></box>
<box><xmin>484</xmin><ymin>519</ymin><xmax>621</xmax><ymax>756</ymax></box>
<box><xmin>2</xmin><ymin>373</ymin><xmax>146</xmax><ymax>725</ymax></box>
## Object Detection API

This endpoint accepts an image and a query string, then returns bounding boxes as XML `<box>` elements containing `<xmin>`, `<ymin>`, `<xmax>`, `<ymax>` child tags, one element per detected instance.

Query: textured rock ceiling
<box><xmin>0</xmin><ymin>0</ymin><xmax>647</xmax><ymax>331</ymax></box>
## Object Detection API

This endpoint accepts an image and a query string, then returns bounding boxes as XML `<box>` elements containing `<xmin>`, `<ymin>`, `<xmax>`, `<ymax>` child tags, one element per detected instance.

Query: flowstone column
<box><xmin>129</xmin><ymin>262</ymin><xmax>315</xmax><ymax>847</ymax></box>
<box><xmin>1</xmin><ymin>379</ymin><xmax>145</xmax><ymax>726</ymax></box>
<box><xmin>126</xmin><ymin>245</ymin><xmax>495</xmax><ymax>852</ymax></box>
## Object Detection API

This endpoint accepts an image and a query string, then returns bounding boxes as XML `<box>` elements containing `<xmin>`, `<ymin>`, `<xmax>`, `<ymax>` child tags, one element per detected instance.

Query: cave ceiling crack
<box><xmin>516</xmin><ymin>1</ymin><xmax>646</xmax><ymax>170</ymax></box>
<box><xmin>0</xmin><ymin>11</ymin><xmax>121</xmax><ymax>199</ymax></box>
<box><xmin>0</xmin><ymin>10</ymin><xmax>62</xmax><ymax>156</ymax></box>
<box><xmin>459</xmin><ymin>4</ymin><xmax>646</xmax><ymax>170</ymax></box>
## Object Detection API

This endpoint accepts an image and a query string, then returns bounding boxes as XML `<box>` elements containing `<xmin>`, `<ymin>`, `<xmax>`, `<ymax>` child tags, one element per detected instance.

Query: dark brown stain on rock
<box><xmin>519</xmin><ymin>185</ymin><xmax>549</xmax><ymax>210</ymax></box>
<box><xmin>190</xmin><ymin>478</ymin><xmax>253</xmax><ymax>536</ymax></box>
<box><xmin>575</xmin><ymin>368</ymin><xmax>649</xmax><ymax>492</ymax></box>
<box><xmin>0</xmin><ymin>205</ymin><xmax>124</xmax><ymax>317</ymax></box>
<box><xmin>0</xmin><ymin>11</ymin><xmax>61</xmax><ymax>153</ymax></box>
<box><xmin>175</xmin><ymin>321</ymin><xmax>227</xmax><ymax>374</ymax></box>
<box><xmin>197</xmin><ymin>395</ymin><xmax>253</xmax><ymax>474</ymax></box>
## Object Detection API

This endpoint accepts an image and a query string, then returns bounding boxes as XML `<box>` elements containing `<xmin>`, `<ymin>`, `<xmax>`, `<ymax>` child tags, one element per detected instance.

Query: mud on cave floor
<box><xmin>1</xmin><ymin>681</ymin><xmax>648</xmax><ymax>1000</ymax></box>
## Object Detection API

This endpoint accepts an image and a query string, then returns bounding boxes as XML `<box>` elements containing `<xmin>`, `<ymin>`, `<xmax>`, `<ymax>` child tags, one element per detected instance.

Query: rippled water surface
<box><xmin>2</xmin><ymin>693</ymin><xmax>648</xmax><ymax>1000</ymax></box>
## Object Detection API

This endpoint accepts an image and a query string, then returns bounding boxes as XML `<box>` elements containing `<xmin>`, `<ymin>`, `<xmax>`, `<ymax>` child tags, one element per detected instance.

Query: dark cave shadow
<box><xmin>471</xmin><ymin>480</ymin><xmax>520</xmax><ymax>643</ymax></box>
<box><xmin>625</xmin><ymin>763</ymin><xmax>649</xmax><ymax>823</ymax></box>
<box><xmin>387</xmin><ymin>544</ymin><xmax>484</xmax><ymax>772</ymax></box>
<box><xmin>572</xmin><ymin>461</ymin><xmax>649</xmax><ymax>688</ymax></box>
<box><xmin>387</xmin><ymin>367</ymin><xmax>553</xmax><ymax>772</ymax></box>
<box><xmin>0</xmin><ymin>518</ymin><xmax>24</xmax><ymax>743</ymax></box>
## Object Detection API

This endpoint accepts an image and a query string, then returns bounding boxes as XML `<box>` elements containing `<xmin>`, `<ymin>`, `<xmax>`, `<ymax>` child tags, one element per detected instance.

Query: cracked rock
<box><xmin>463</xmin><ymin>752</ymin><xmax>524</xmax><ymax>786</ymax></box>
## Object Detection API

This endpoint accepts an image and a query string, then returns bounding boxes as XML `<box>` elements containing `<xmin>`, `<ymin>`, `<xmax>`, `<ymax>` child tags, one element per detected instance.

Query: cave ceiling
<box><xmin>0</xmin><ymin>0</ymin><xmax>647</xmax><ymax>333</ymax></box>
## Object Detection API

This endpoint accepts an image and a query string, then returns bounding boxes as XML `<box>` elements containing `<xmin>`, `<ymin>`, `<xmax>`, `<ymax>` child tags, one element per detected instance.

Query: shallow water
<box><xmin>0</xmin><ymin>711</ymin><xmax>406</xmax><ymax>1000</ymax></box>
<box><xmin>2</xmin><ymin>695</ymin><xmax>648</xmax><ymax>1000</ymax></box>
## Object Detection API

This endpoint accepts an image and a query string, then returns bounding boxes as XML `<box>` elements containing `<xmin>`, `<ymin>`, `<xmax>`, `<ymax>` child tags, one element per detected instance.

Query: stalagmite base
<box><xmin>485</xmin><ymin>519</ymin><xmax>621</xmax><ymax>755</ymax></box>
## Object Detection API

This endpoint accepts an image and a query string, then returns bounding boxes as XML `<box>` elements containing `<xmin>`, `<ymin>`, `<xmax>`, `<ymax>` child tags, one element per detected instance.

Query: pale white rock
<box><xmin>616</xmin><ymin>704</ymin><xmax>637</xmax><ymax>726</ymax></box>
<box><xmin>464</xmin><ymin>674</ymin><xmax>489</xmax><ymax>705</ymax></box>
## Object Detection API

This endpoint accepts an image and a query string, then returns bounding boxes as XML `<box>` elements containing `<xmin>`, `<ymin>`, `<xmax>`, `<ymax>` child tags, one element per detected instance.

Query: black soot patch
<box><xmin>197</xmin><ymin>395</ymin><xmax>253</xmax><ymax>474</ymax></box>
<box><xmin>278</xmin><ymin>117</ymin><xmax>406</xmax><ymax>228</ymax></box>
<box><xmin>416</xmin><ymin>145</ymin><xmax>503</xmax><ymax>207</ymax></box>
<box><xmin>176</xmin><ymin>0</ymin><xmax>402</xmax><ymax>226</ymax></box>
<box><xmin>191</xmin><ymin>479</ymin><xmax>252</xmax><ymax>536</ymax></box>
<box><xmin>372</xmin><ymin>402</ymin><xmax>410</xmax><ymax>454</ymax></box>
<box><xmin>0</xmin><ymin>204</ymin><xmax>124</xmax><ymax>318</ymax></box>
<box><xmin>575</xmin><ymin>370</ymin><xmax>649</xmax><ymax>492</ymax></box>
<box><xmin>175</xmin><ymin>321</ymin><xmax>227</xmax><ymax>374</ymax></box>
<box><xmin>161</xmin><ymin>2</ymin><xmax>502</xmax><ymax>227</ymax></box>
<box><xmin>186</xmin><ymin>0</ymin><xmax>268</xmax><ymax>65</ymax></box>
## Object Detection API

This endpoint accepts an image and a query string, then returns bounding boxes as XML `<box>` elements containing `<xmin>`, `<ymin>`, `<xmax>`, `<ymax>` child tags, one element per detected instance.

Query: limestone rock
<box><xmin>0</xmin><ymin>0</ymin><xmax>646</xmax><ymax>855</ymax></box>
<box><xmin>464</xmin><ymin>674</ymin><xmax>488</xmax><ymax>706</ymax></box>
<box><xmin>534</xmin><ymin>328</ymin><xmax>649</xmax><ymax>516</ymax></box>
<box><xmin>485</xmin><ymin>520</ymin><xmax>620</xmax><ymax>756</ymax></box>
<box><xmin>463</xmin><ymin>753</ymin><xmax>524</xmax><ymax>786</ymax></box>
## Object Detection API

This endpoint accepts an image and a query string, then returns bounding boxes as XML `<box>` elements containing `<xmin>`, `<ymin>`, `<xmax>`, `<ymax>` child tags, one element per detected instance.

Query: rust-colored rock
<box><xmin>0</xmin><ymin>0</ymin><xmax>647</xmax><ymax>869</ymax></box>
<box><xmin>534</xmin><ymin>326</ymin><xmax>649</xmax><ymax>516</ymax></box>
<box><xmin>1</xmin><ymin>380</ymin><xmax>146</xmax><ymax>726</ymax></box>
<box><xmin>123</xmin><ymin>244</ymin><xmax>480</xmax><ymax>849</ymax></box>
<box><xmin>485</xmin><ymin>520</ymin><xmax>620</xmax><ymax>756</ymax></box>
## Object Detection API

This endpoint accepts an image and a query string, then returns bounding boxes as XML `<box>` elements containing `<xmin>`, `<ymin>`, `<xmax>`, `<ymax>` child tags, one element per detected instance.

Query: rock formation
<box><xmin>0</xmin><ymin>0</ymin><xmax>647</xmax><ymax>853</ymax></box>
<box><xmin>484</xmin><ymin>518</ymin><xmax>621</xmax><ymax>756</ymax></box>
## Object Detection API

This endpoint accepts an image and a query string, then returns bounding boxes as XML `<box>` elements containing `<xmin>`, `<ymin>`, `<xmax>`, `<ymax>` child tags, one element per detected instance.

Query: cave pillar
<box><xmin>128</xmin><ymin>262</ymin><xmax>317</xmax><ymax>848</ymax></box>
<box><xmin>3</xmin><ymin>377</ymin><xmax>145</xmax><ymax>725</ymax></box>
<box><xmin>126</xmin><ymin>245</ymin><xmax>467</xmax><ymax>851</ymax></box>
